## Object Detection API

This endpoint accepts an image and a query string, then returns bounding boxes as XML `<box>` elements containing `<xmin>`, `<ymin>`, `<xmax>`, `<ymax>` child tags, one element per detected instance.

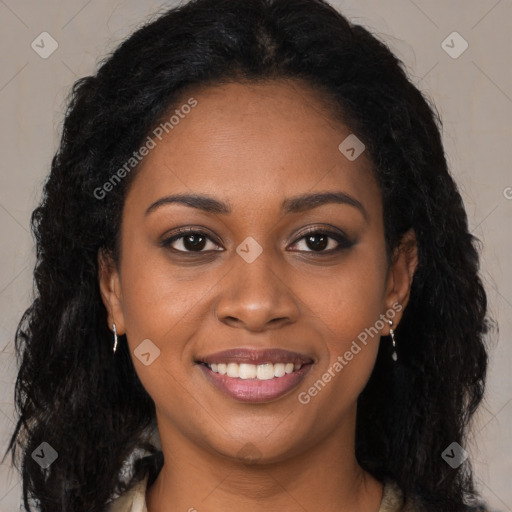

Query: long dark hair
<box><xmin>5</xmin><ymin>0</ymin><xmax>490</xmax><ymax>510</ymax></box>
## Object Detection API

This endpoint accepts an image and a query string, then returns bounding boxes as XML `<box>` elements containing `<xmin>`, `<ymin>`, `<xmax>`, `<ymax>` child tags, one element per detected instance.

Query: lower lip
<box><xmin>197</xmin><ymin>363</ymin><xmax>313</xmax><ymax>403</ymax></box>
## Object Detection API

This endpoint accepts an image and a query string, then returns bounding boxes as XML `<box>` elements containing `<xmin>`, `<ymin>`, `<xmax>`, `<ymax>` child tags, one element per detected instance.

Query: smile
<box><xmin>205</xmin><ymin>362</ymin><xmax>303</xmax><ymax>380</ymax></box>
<box><xmin>196</xmin><ymin>348</ymin><xmax>314</xmax><ymax>402</ymax></box>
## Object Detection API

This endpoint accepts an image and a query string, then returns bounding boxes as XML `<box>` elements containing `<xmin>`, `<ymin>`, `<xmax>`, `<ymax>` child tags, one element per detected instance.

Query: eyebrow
<box><xmin>145</xmin><ymin>191</ymin><xmax>368</xmax><ymax>221</ymax></box>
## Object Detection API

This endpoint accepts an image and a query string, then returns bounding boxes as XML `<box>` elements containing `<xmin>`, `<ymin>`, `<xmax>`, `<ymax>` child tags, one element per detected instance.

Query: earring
<box><xmin>388</xmin><ymin>320</ymin><xmax>397</xmax><ymax>362</ymax></box>
<box><xmin>112</xmin><ymin>323</ymin><xmax>118</xmax><ymax>354</ymax></box>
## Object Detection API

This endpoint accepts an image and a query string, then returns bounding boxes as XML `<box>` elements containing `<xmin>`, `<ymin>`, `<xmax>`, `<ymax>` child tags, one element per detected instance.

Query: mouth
<box><xmin>195</xmin><ymin>348</ymin><xmax>314</xmax><ymax>403</ymax></box>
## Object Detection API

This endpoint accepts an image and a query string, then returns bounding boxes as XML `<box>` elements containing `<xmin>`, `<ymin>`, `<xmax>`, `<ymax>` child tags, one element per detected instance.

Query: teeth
<box><xmin>206</xmin><ymin>361</ymin><xmax>304</xmax><ymax>380</ymax></box>
<box><xmin>226</xmin><ymin>363</ymin><xmax>239</xmax><ymax>378</ymax></box>
<box><xmin>239</xmin><ymin>363</ymin><xmax>257</xmax><ymax>379</ymax></box>
<box><xmin>273</xmin><ymin>363</ymin><xmax>285</xmax><ymax>377</ymax></box>
<box><xmin>257</xmin><ymin>363</ymin><xmax>274</xmax><ymax>380</ymax></box>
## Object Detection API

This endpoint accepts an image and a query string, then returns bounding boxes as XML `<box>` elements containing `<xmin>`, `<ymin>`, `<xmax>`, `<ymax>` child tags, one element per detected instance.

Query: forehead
<box><xmin>125</xmin><ymin>80</ymin><xmax>380</xmax><ymax>216</ymax></box>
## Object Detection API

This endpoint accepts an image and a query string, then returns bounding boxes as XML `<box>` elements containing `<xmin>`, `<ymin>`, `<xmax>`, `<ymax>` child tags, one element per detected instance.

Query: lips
<box><xmin>196</xmin><ymin>348</ymin><xmax>314</xmax><ymax>403</ymax></box>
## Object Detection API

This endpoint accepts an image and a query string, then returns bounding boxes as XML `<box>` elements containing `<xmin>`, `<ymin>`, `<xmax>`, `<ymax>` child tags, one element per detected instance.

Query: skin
<box><xmin>99</xmin><ymin>80</ymin><xmax>418</xmax><ymax>512</ymax></box>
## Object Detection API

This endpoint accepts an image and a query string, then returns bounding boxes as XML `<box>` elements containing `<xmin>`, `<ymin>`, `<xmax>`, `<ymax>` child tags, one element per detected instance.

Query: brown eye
<box><xmin>161</xmin><ymin>229</ymin><xmax>223</xmax><ymax>253</ymax></box>
<box><xmin>289</xmin><ymin>229</ymin><xmax>354</xmax><ymax>253</ymax></box>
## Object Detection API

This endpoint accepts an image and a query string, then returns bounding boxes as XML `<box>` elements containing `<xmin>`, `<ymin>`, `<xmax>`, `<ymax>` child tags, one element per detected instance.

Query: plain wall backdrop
<box><xmin>0</xmin><ymin>1</ymin><xmax>510</xmax><ymax>510</ymax></box>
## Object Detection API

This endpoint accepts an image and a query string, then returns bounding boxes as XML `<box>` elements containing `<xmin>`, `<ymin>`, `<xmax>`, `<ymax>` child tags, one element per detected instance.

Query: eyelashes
<box><xmin>160</xmin><ymin>226</ymin><xmax>355</xmax><ymax>255</ymax></box>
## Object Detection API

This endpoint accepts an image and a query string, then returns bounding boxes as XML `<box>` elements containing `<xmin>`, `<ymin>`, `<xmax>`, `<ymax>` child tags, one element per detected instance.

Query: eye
<box><xmin>161</xmin><ymin>227</ymin><xmax>354</xmax><ymax>254</ymax></box>
<box><xmin>288</xmin><ymin>228</ymin><xmax>354</xmax><ymax>253</ymax></box>
<box><xmin>161</xmin><ymin>228</ymin><xmax>223</xmax><ymax>253</ymax></box>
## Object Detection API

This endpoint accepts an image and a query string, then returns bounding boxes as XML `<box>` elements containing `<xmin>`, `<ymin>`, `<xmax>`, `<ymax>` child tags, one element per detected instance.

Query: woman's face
<box><xmin>100</xmin><ymin>80</ymin><xmax>415</xmax><ymax>463</ymax></box>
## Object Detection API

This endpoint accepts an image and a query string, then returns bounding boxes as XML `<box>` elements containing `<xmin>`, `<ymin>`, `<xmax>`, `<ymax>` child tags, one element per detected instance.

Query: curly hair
<box><xmin>4</xmin><ymin>0</ymin><xmax>491</xmax><ymax>510</ymax></box>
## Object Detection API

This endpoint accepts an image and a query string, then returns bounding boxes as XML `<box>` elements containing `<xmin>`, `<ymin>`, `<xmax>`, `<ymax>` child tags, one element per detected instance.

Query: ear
<box><xmin>382</xmin><ymin>229</ymin><xmax>418</xmax><ymax>333</ymax></box>
<box><xmin>98</xmin><ymin>249</ymin><xmax>126</xmax><ymax>335</ymax></box>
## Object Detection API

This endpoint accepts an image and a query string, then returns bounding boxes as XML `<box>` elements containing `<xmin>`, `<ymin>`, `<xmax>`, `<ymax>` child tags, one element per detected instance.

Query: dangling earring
<box><xmin>388</xmin><ymin>320</ymin><xmax>397</xmax><ymax>362</ymax></box>
<box><xmin>112</xmin><ymin>323</ymin><xmax>118</xmax><ymax>354</ymax></box>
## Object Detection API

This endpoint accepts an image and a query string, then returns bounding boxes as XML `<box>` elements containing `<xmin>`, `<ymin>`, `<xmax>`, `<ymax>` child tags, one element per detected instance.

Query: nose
<box><xmin>213</xmin><ymin>251</ymin><xmax>300</xmax><ymax>332</ymax></box>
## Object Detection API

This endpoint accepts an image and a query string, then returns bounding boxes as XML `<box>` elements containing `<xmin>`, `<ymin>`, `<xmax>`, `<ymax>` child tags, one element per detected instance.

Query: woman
<box><xmin>5</xmin><ymin>0</ymin><xmax>491</xmax><ymax>511</ymax></box>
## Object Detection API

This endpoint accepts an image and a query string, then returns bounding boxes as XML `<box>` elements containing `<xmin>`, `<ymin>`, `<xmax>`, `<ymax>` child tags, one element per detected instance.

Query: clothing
<box><xmin>106</xmin><ymin>475</ymin><xmax>419</xmax><ymax>512</ymax></box>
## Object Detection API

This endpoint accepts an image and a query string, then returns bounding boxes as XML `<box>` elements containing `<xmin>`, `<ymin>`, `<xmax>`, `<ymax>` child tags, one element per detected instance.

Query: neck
<box><xmin>146</xmin><ymin>409</ymin><xmax>383</xmax><ymax>512</ymax></box>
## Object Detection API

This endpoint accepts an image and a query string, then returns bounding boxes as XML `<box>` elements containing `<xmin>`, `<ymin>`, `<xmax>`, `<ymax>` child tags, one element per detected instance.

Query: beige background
<box><xmin>0</xmin><ymin>0</ymin><xmax>510</xmax><ymax>510</ymax></box>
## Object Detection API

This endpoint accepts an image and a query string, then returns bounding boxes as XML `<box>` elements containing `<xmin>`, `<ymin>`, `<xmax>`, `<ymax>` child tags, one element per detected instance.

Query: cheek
<box><xmin>300</xmin><ymin>244</ymin><xmax>388</xmax><ymax>343</ymax></box>
<box><xmin>297</xmin><ymin>244</ymin><xmax>388</xmax><ymax>399</ymax></box>
<box><xmin>118</xmin><ymin>238</ymin><xmax>212</xmax><ymax>344</ymax></box>
<box><xmin>116</xmin><ymin>246</ymin><xmax>204</xmax><ymax>415</ymax></box>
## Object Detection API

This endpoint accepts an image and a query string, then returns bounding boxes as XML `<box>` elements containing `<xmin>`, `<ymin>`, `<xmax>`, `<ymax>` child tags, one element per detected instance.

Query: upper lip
<box><xmin>197</xmin><ymin>348</ymin><xmax>314</xmax><ymax>366</ymax></box>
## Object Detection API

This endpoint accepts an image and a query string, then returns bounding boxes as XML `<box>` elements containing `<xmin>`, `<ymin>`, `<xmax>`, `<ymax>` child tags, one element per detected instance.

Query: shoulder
<box><xmin>106</xmin><ymin>473</ymin><xmax>149</xmax><ymax>512</ymax></box>
<box><xmin>379</xmin><ymin>478</ymin><xmax>418</xmax><ymax>512</ymax></box>
<box><xmin>379</xmin><ymin>479</ymin><xmax>490</xmax><ymax>512</ymax></box>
